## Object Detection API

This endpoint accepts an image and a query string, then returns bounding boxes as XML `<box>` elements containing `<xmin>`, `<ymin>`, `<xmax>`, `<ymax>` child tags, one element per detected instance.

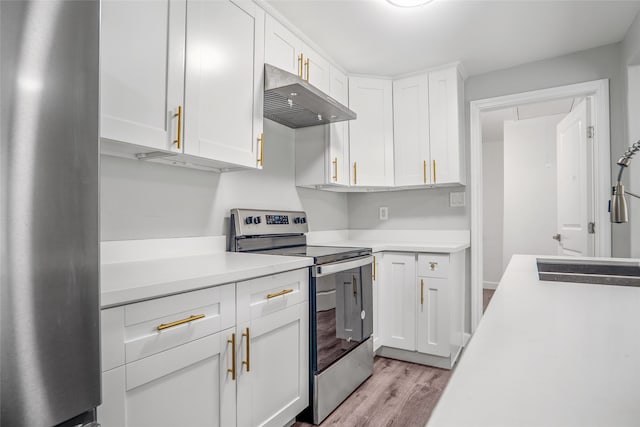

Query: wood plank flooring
<box><xmin>294</xmin><ymin>357</ymin><xmax>452</xmax><ymax>427</ymax></box>
<box><xmin>294</xmin><ymin>288</ymin><xmax>498</xmax><ymax>427</ymax></box>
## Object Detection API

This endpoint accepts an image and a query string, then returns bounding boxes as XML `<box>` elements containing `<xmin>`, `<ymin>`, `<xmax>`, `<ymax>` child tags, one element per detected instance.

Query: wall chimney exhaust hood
<box><xmin>264</xmin><ymin>64</ymin><xmax>357</xmax><ymax>129</ymax></box>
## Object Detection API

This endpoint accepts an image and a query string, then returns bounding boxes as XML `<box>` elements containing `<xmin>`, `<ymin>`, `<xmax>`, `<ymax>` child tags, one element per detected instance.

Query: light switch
<box><xmin>450</xmin><ymin>192</ymin><xmax>465</xmax><ymax>207</ymax></box>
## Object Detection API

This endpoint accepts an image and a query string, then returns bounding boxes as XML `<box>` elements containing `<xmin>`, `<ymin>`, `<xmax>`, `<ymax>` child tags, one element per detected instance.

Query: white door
<box><xmin>101</xmin><ymin>0</ymin><xmax>185</xmax><ymax>152</ymax></box>
<box><xmin>99</xmin><ymin>330</ymin><xmax>236</xmax><ymax>427</ymax></box>
<box><xmin>416</xmin><ymin>277</ymin><xmax>449</xmax><ymax>357</ymax></box>
<box><xmin>555</xmin><ymin>99</ymin><xmax>594</xmax><ymax>256</ymax></box>
<box><xmin>393</xmin><ymin>75</ymin><xmax>430</xmax><ymax>186</ymax></box>
<box><xmin>184</xmin><ymin>0</ymin><xmax>264</xmax><ymax>168</ymax></box>
<box><xmin>348</xmin><ymin>77</ymin><xmax>394</xmax><ymax>187</ymax></box>
<box><xmin>236</xmin><ymin>303</ymin><xmax>309</xmax><ymax>427</ymax></box>
<box><xmin>329</xmin><ymin>66</ymin><xmax>350</xmax><ymax>186</ymax></box>
<box><xmin>265</xmin><ymin>14</ymin><xmax>302</xmax><ymax>76</ymax></box>
<box><xmin>380</xmin><ymin>253</ymin><xmax>416</xmax><ymax>351</ymax></box>
<box><xmin>428</xmin><ymin>66</ymin><xmax>463</xmax><ymax>184</ymax></box>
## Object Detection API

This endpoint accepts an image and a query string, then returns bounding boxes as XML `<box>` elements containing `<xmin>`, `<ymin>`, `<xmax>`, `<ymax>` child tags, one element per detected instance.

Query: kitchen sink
<box><xmin>537</xmin><ymin>258</ymin><xmax>640</xmax><ymax>287</ymax></box>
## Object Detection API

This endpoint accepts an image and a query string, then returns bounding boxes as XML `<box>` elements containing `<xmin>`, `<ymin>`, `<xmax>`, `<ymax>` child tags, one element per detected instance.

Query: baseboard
<box><xmin>483</xmin><ymin>281</ymin><xmax>499</xmax><ymax>290</ymax></box>
<box><xmin>462</xmin><ymin>332</ymin><xmax>471</xmax><ymax>347</ymax></box>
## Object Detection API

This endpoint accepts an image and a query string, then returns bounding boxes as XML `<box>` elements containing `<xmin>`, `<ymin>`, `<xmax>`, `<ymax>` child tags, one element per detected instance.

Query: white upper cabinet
<box><xmin>265</xmin><ymin>14</ymin><xmax>303</xmax><ymax>76</ymax></box>
<box><xmin>265</xmin><ymin>15</ymin><xmax>331</xmax><ymax>93</ymax></box>
<box><xmin>393</xmin><ymin>75</ymin><xmax>430</xmax><ymax>186</ymax></box>
<box><xmin>294</xmin><ymin>65</ymin><xmax>349</xmax><ymax>188</ymax></box>
<box><xmin>101</xmin><ymin>0</ymin><xmax>264</xmax><ymax>171</ymax></box>
<box><xmin>428</xmin><ymin>66</ymin><xmax>465</xmax><ymax>185</ymax></box>
<box><xmin>184</xmin><ymin>0</ymin><xmax>264</xmax><ymax>168</ymax></box>
<box><xmin>101</xmin><ymin>0</ymin><xmax>186</xmax><ymax>152</ymax></box>
<box><xmin>348</xmin><ymin>77</ymin><xmax>394</xmax><ymax>187</ymax></box>
<box><xmin>302</xmin><ymin>43</ymin><xmax>331</xmax><ymax>94</ymax></box>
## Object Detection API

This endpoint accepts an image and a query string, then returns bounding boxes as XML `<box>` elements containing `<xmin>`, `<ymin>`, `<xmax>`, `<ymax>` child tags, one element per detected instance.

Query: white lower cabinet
<box><xmin>100</xmin><ymin>329</ymin><xmax>235</xmax><ymax>427</ymax></box>
<box><xmin>377</xmin><ymin>251</ymin><xmax>465</xmax><ymax>369</ymax></box>
<box><xmin>99</xmin><ymin>269</ymin><xmax>309</xmax><ymax>427</ymax></box>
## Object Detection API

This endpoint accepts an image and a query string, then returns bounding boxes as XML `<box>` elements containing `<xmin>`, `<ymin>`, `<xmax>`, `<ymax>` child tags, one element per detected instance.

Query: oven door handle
<box><xmin>313</xmin><ymin>255</ymin><xmax>373</xmax><ymax>277</ymax></box>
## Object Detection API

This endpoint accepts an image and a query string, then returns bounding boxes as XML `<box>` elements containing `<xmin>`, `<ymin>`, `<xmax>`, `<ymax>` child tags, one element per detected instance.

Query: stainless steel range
<box><xmin>229</xmin><ymin>209</ymin><xmax>374</xmax><ymax>424</ymax></box>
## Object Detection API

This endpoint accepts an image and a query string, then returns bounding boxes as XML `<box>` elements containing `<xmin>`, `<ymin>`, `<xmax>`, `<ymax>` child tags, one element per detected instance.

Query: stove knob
<box><xmin>245</xmin><ymin>216</ymin><xmax>253</xmax><ymax>225</ymax></box>
<box><xmin>253</xmin><ymin>216</ymin><xmax>261</xmax><ymax>224</ymax></box>
<box><xmin>301</xmin><ymin>217</ymin><xmax>307</xmax><ymax>224</ymax></box>
<box><xmin>294</xmin><ymin>217</ymin><xmax>300</xmax><ymax>224</ymax></box>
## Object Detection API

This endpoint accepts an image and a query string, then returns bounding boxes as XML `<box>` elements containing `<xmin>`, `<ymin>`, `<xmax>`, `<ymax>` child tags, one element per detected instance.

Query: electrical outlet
<box><xmin>450</xmin><ymin>192</ymin><xmax>465</xmax><ymax>207</ymax></box>
<box><xmin>379</xmin><ymin>206</ymin><xmax>389</xmax><ymax>220</ymax></box>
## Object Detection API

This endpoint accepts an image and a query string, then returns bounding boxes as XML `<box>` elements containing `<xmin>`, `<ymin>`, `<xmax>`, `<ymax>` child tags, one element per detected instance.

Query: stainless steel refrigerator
<box><xmin>1</xmin><ymin>1</ymin><xmax>101</xmax><ymax>426</ymax></box>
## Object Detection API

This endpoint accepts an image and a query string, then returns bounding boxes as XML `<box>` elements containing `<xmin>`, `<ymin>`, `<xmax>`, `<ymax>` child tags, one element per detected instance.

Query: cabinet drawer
<box><xmin>417</xmin><ymin>254</ymin><xmax>450</xmax><ymax>278</ymax></box>
<box><xmin>123</xmin><ymin>284</ymin><xmax>235</xmax><ymax>363</ymax></box>
<box><xmin>237</xmin><ymin>269</ymin><xmax>309</xmax><ymax>324</ymax></box>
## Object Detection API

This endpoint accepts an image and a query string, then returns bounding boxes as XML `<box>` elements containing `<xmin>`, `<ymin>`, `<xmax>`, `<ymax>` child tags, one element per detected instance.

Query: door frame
<box><xmin>469</xmin><ymin>79</ymin><xmax>611</xmax><ymax>332</ymax></box>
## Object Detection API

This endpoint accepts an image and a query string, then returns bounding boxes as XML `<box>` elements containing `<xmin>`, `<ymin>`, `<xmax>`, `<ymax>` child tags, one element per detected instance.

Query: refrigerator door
<box><xmin>1</xmin><ymin>1</ymin><xmax>101</xmax><ymax>426</ymax></box>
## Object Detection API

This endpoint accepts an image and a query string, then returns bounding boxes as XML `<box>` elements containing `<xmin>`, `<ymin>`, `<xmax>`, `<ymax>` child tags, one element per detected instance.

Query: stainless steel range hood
<box><xmin>264</xmin><ymin>64</ymin><xmax>357</xmax><ymax>129</ymax></box>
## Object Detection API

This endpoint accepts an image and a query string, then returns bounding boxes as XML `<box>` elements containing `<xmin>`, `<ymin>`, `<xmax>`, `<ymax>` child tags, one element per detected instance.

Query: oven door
<box><xmin>312</xmin><ymin>255</ymin><xmax>373</xmax><ymax>373</ymax></box>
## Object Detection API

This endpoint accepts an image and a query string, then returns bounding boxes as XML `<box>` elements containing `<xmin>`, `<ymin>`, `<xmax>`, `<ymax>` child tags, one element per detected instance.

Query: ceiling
<box><xmin>481</xmin><ymin>97</ymin><xmax>577</xmax><ymax>142</ymax></box>
<box><xmin>266</xmin><ymin>0</ymin><xmax>640</xmax><ymax>77</ymax></box>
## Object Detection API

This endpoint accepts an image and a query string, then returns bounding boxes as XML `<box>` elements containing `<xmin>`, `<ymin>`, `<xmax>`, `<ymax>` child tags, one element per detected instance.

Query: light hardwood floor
<box><xmin>296</xmin><ymin>289</ymin><xmax>497</xmax><ymax>427</ymax></box>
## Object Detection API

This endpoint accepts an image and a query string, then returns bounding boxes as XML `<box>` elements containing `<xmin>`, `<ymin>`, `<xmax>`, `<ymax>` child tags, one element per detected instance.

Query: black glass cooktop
<box><xmin>256</xmin><ymin>245</ymin><xmax>371</xmax><ymax>265</ymax></box>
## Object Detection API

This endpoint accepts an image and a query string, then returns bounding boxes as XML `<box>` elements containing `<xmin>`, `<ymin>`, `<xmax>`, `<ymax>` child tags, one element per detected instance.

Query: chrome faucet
<box><xmin>611</xmin><ymin>140</ymin><xmax>640</xmax><ymax>223</ymax></box>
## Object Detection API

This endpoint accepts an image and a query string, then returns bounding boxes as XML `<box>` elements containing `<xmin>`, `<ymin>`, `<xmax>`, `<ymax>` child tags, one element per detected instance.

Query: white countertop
<box><xmin>101</xmin><ymin>252</ymin><xmax>312</xmax><ymax>308</ymax></box>
<box><xmin>324</xmin><ymin>239</ymin><xmax>469</xmax><ymax>253</ymax></box>
<box><xmin>428</xmin><ymin>254</ymin><xmax>640</xmax><ymax>427</ymax></box>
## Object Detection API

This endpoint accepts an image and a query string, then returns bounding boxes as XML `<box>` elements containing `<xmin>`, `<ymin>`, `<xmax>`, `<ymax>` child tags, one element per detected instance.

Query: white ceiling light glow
<box><xmin>386</xmin><ymin>0</ymin><xmax>434</xmax><ymax>8</ymax></box>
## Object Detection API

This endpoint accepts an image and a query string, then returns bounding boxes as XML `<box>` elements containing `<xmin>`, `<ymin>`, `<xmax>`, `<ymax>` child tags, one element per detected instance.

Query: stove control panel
<box><xmin>230</xmin><ymin>208</ymin><xmax>308</xmax><ymax>237</ymax></box>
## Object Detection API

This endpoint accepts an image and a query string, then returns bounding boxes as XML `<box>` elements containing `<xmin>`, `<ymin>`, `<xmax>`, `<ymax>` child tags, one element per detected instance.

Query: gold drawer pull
<box><xmin>332</xmin><ymin>157</ymin><xmax>338</xmax><ymax>182</ymax></box>
<box><xmin>173</xmin><ymin>105</ymin><xmax>182</xmax><ymax>149</ymax></box>
<box><xmin>373</xmin><ymin>255</ymin><xmax>377</xmax><ymax>280</ymax></box>
<box><xmin>157</xmin><ymin>314</ymin><xmax>204</xmax><ymax>331</ymax></box>
<box><xmin>423</xmin><ymin>160</ymin><xmax>427</xmax><ymax>184</ymax></box>
<box><xmin>242</xmin><ymin>327</ymin><xmax>251</xmax><ymax>372</ymax></box>
<box><xmin>433</xmin><ymin>159</ymin><xmax>437</xmax><ymax>184</ymax></box>
<box><xmin>228</xmin><ymin>333</ymin><xmax>236</xmax><ymax>380</ymax></box>
<box><xmin>421</xmin><ymin>279</ymin><xmax>425</xmax><ymax>306</ymax></box>
<box><xmin>266</xmin><ymin>289</ymin><xmax>294</xmax><ymax>299</ymax></box>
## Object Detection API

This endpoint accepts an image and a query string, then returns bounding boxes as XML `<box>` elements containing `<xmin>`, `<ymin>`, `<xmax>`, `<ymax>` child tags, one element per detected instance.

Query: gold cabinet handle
<box><xmin>173</xmin><ymin>105</ymin><xmax>182</xmax><ymax>149</ymax></box>
<box><xmin>242</xmin><ymin>327</ymin><xmax>250</xmax><ymax>372</ymax></box>
<box><xmin>353</xmin><ymin>162</ymin><xmax>357</xmax><ymax>185</ymax></box>
<box><xmin>373</xmin><ymin>255</ymin><xmax>376</xmax><ymax>280</ymax></box>
<box><xmin>266</xmin><ymin>289</ymin><xmax>294</xmax><ymax>299</ymax></box>
<box><xmin>298</xmin><ymin>54</ymin><xmax>304</xmax><ymax>78</ymax></box>
<box><xmin>157</xmin><ymin>314</ymin><xmax>204</xmax><ymax>331</ymax></box>
<box><xmin>304</xmin><ymin>58</ymin><xmax>310</xmax><ymax>82</ymax></box>
<box><xmin>332</xmin><ymin>157</ymin><xmax>338</xmax><ymax>182</ymax></box>
<box><xmin>433</xmin><ymin>159</ymin><xmax>437</xmax><ymax>184</ymax></box>
<box><xmin>227</xmin><ymin>333</ymin><xmax>236</xmax><ymax>380</ymax></box>
<box><xmin>423</xmin><ymin>160</ymin><xmax>427</xmax><ymax>184</ymax></box>
<box><xmin>420</xmin><ymin>279</ymin><xmax>424</xmax><ymax>306</ymax></box>
<box><xmin>257</xmin><ymin>133</ymin><xmax>264</xmax><ymax>166</ymax></box>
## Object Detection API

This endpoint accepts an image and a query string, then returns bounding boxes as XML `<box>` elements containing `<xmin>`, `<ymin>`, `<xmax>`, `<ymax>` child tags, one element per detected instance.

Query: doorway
<box><xmin>469</xmin><ymin>79</ymin><xmax>612</xmax><ymax>332</ymax></box>
<box><xmin>480</xmin><ymin>97</ymin><xmax>596</xmax><ymax>290</ymax></box>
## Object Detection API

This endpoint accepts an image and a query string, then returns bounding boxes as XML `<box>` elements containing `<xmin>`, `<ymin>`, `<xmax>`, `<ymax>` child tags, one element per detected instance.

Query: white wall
<box><xmin>623</xmin><ymin>13</ymin><xmax>640</xmax><ymax>259</ymax></box>
<box><xmin>482</xmin><ymin>140</ymin><xmax>503</xmax><ymax>288</ymax></box>
<box><xmin>466</xmin><ymin>42</ymin><xmax>630</xmax><ymax>258</ymax></box>
<box><xmin>502</xmin><ymin>114</ymin><xmax>564</xmax><ymax>268</ymax></box>
<box><xmin>100</xmin><ymin>119</ymin><xmax>349</xmax><ymax>241</ymax></box>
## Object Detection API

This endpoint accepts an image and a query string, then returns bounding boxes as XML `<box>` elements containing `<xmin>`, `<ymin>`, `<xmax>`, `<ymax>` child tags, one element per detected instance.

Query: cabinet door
<box><xmin>329</xmin><ymin>66</ymin><xmax>350</xmax><ymax>186</ymax></box>
<box><xmin>265</xmin><ymin>14</ymin><xmax>303</xmax><ymax>76</ymax></box>
<box><xmin>380</xmin><ymin>253</ymin><xmax>416</xmax><ymax>351</ymax></box>
<box><xmin>428</xmin><ymin>66</ymin><xmax>463</xmax><ymax>185</ymax></box>
<box><xmin>393</xmin><ymin>75</ymin><xmax>430</xmax><ymax>186</ymax></box>
<box><xmin>184</xmin><ymin>0</ymin><xmax>264</xmax><ymax>168</ymax></box>
<box><xmin>101</xmin><ymin>0</ymin><xmax>185</xmax><ymax>151</ymax></box>
<box><xmin>348</xmin><ymin>77</ymin><xmax>394</xmax><ymax>186</ymax></box>
<box><xmin>237</xmin><ymin>303</ymin><xmax>309</xmax><ymax>427</ymax></box>
<box><xmin>302</xmin><ymin>43</ymin><xmax>331</xmax><ymax>93</ymax></box>
<box><xmin>417</xmin><ymin>277</ymin><xmax>450</xmax><ymax>357</ymax></box>
<box><xmin>99</xmin><ymin>330</ymin><xmax>236</xmax><ymax>427</ymax></box>
<box><xmin>372</xmin><ymin>253</ymin><xmax>382</xmax><ymax>351</ymax></box>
